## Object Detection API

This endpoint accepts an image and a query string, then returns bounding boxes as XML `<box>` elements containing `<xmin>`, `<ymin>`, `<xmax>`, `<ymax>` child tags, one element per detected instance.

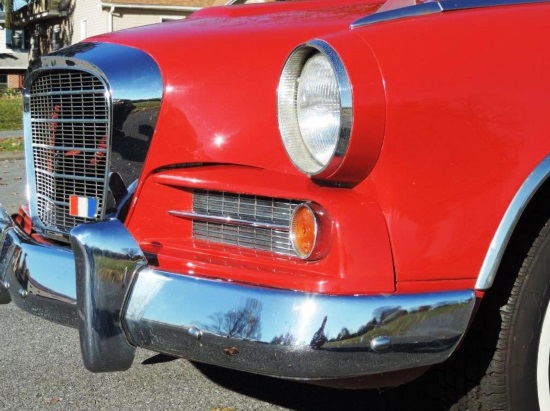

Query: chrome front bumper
<box><xmin>0</xmin><ymin>204</ymin><xmax>476</xmax><ymax>380</ymax></box>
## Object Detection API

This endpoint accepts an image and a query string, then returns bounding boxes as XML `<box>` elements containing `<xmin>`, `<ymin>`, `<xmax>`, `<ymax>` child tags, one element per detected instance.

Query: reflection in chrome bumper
<box><xmin>0</xmin><ymin>206</ymin><xmax>77</xmax><ymax>326</ymax></box>
<box><xmin>0</xmin><ymin>204</ymin><xmax>476</xmax><ymax>379</ymax></box>
<box><xmin>126</xmin><ymin>270</ymin><xmax>475</xmax><ymax>379</ymax></box>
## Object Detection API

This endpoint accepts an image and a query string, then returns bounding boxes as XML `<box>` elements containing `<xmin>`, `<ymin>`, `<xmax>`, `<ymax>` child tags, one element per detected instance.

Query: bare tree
<box><xmin>270</xmin><ymin>332</ymin><xmax>296</xmax><ymax>346</ymax></box>
<box><xmin>206</xmin><ymin>298</ymin><xmax>262</xmax><ymax>340</ymax></box>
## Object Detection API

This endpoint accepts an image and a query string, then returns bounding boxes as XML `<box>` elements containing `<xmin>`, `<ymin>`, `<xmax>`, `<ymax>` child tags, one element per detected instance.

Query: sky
<box><xmin>13</xmin><ymin>0</ymin><xmax>29</xmax><ymax>11</ymax></box>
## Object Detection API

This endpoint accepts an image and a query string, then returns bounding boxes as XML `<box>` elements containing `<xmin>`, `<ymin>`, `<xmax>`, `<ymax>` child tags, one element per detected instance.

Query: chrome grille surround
<box><xmin>25</xmin><ymin>66</ymin><xmax>111</xmax><ymax>236</ymax></box>
<box><xmin>24</xmin><ymin>45</ymin><xmax>163</xmax><ymax>240</ymax></box>
<box><xmin>192</xmin><ymin>190</ymin><xmax>301</xmax><ymax>256</ymax></box>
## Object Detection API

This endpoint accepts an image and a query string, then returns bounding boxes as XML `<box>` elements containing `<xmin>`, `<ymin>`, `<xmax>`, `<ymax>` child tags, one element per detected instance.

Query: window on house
<box><xmin>6</xmin><ymin>28</ymin><xmax>27</xmax><ymax>50</ymax></box>
<box><xmin>0</xmin><ymin>74</ymin><xmax>8</xmax><ymax>91</ymax></box>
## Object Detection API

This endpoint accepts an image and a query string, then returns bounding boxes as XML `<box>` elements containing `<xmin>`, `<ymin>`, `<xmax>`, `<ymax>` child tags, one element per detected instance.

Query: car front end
<box><xmin>0</xmin><ymin>0</ymin><xmax>478</xmax><ymax>387</ymax></box>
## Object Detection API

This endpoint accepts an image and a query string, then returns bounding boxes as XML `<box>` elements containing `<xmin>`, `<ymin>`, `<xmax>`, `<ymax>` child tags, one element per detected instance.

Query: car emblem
<box><xmin>69</xmin><ymin>195</ymin><xmax>98</xmax><ymax>218</ymax></box>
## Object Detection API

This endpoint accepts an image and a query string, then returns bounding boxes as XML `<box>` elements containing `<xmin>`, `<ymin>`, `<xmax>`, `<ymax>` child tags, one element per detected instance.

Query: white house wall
<box><xmin>72</xmin><ymin>1</ymin><xmax>107</xmax><ymax>42</ymax></box>
<box><xmin>70</xmin><ymin>3</ymin><xmax>187</xmax><ymax>43</ymax></box>
<box><xmin>112</xmin><ymin>9</ymin><xmax>187</xmax><ymax>32</ymax></box>
<box><xmin>0</xmin><ymin>24</ymin><xmax>7</xmax><ymax>51</ymax></box>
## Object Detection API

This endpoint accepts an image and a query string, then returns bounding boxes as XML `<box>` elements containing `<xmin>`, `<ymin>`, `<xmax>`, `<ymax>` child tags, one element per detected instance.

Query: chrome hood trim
<box><xmin>351</xmin><ymin>0</ymin><xmax>549</xmax><ymax>28</ymax></box>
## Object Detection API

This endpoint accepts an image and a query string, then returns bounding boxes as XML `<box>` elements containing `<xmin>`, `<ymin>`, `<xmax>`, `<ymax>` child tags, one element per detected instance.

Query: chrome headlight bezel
<box><xmin>277</xmin><ymin>40</ymin><xmax>353</xmax><ymax>179</ymax></box>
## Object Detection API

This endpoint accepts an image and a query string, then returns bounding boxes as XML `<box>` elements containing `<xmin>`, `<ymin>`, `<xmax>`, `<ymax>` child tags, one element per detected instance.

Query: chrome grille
<box><xmin>193</xmin><ymin>190</ymin><xmax>300</xmax><ymax>256</ymax></box>
<box><xmin>29</xmin><ymin>70</ymin><xmax>109</xmax><ymax>233</ymax></box>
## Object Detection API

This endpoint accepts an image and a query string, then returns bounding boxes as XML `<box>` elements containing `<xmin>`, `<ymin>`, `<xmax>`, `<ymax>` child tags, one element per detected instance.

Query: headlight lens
<box><xmin>278</xmin><ymin>40</ymin><xmax>352</xmax><ymax>177</ymax></box>
<box><xmin>296</xmin><ymin>54</ymin><xmax>341</xmax><ymax>167</ymax></box>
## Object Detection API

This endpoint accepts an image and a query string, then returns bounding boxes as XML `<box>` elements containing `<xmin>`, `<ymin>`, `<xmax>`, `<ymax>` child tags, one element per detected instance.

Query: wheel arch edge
<box><xmin>476</xmin><ymin>154</ymin><xmax>550</xmax><ymax>290</ymax></box>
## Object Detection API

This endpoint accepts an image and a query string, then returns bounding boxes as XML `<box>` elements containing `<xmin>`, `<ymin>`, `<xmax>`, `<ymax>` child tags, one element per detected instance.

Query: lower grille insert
<box><xmin>192</xmin><ymin>190</ymin><xmax>300</xmax><ymax>256</ymax></box>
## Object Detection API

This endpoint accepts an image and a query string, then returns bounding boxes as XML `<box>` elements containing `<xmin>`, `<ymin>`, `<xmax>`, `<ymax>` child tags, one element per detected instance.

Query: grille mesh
<box><xmin>193</xmin><ymin>190</ymin><xmax>300</xmax><ymax>256</ymax></box>
<box><xmin>29</xmin><ymin>70</ymin><xmax>109</xmax><ymax>233</ymax></box>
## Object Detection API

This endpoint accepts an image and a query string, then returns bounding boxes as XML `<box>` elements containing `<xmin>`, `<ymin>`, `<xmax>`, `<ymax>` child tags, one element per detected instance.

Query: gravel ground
<box><xmin>0</xmin><ymin>157</ymin><xmax>25</xmax><ymax>213</ymax></box>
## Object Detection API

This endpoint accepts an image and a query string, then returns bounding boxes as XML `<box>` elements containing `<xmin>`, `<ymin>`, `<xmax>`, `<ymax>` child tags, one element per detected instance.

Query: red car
<box><xmin>1</xmin><ymin>0</ymin><xmax>548</xmax><ymax>409</ymax></box>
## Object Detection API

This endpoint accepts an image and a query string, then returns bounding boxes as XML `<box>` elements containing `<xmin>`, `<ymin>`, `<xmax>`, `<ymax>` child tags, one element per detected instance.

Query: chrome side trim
<box><xmin>476</xmin><ymin>155</ymin><xmax>550</xmax><ymax>290</ymax></box>
<box><xmin>71</xmin><ymin>220</ymin><xmax>147</xmax><ymax>372</ymax></box>
<box><xmin>168</xmin><ymin>210</ymin><xmax>290</xmax><ymax>231</ymax></box>
<box><xmin>351</xmin><ymin>2</ymin><xmax>442</xmax><ymax>27</ymax></box>
<box><xmin>351</xmin><ymin>0</ymin><xmax>549</xmax><ymax>28</ymax></box>
<box><xmin>125</xmin><ymin>269</ymin><xmax>476</xmax><ymax>379</ymax></box>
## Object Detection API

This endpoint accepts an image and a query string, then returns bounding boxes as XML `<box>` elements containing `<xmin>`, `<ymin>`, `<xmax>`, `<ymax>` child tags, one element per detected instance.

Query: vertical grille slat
<box><xmin>192</xmin><ymin>190</ymin><xmax>300</xmax><ymax>256</ymax></box>
<box><xmin>29</xmin><ymin>70</ymin><xmax>110</xmax><ymax>234</ymax></box>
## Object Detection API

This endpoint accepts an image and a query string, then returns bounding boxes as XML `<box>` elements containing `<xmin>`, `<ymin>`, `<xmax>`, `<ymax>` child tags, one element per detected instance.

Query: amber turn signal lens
<box><xmin>290</xmin><ymin>204</ymin><xmax>317</xmax><ymax>259</ymax></box>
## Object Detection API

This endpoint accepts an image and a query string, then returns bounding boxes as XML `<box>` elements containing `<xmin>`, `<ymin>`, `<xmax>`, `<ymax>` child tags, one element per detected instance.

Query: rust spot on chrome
<box><xmin>224</xmin><ymin>347</ymin><xmax>239</xmax><ymax>356</ymax></box>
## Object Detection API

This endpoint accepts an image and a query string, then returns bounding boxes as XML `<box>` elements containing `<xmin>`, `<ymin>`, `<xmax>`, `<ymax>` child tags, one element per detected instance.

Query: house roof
<box><xmin>0</xmin><ymin>51</ymin><xmax>29</xmax><ymax>70</ymax></box>
<box><xmin>100</xmin><ymin>0</ymin><xmax>219</xmax><ymax>8</ymax></box>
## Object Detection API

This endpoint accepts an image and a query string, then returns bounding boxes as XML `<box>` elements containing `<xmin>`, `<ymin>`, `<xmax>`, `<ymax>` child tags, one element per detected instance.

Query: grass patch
<box><xmin>322</xmin><ymin>302</ymin><xmax>469</xmax><ymax>349</ymax></box>
<box><xmin>133</xmin><ymin>99</ymin><xmax>161</xmax><ymax>110</ymax></box>
<box><xmin>0</xmin><ymin>137</ymin><xmax>23</xmax><ymax>152</ymax></box>
<box><xmin>0</xmin><ymin>97</ymin><xmax>23</xmax><ymax>131</ymax></box>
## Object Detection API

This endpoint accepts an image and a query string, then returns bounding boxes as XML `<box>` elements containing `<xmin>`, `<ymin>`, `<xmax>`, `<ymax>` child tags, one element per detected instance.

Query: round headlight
<box><xmin>278</xmin><ymin>40</ymin><xmax>352</xmax><ymax>177</ymax></box>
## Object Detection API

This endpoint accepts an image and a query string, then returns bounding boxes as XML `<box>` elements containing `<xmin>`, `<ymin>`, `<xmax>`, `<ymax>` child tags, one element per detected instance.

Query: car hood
<box><xmin>86</xmin><ymin>0</ymin><xmax>385</xmax><ymax>176</ymax></box>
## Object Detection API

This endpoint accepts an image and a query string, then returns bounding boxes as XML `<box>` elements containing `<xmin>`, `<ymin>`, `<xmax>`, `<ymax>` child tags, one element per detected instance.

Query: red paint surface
<box><xmin>357</xmin><ymin>4</ymin><xmax>550</xmax><ymax>284</ymax></box>
<box><xmin>129</xmin><ymin>166</ymin><xmax>395</xmax><ymax>294</ymax></box>
<box><xmin>89</xmin><ymin>0</ymin><xmax>550</xmax><ymax>294</ymax></box>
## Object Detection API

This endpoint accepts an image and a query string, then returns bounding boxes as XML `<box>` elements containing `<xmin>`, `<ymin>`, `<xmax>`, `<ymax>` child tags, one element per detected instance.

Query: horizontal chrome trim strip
<box><xmin>351</xmin><ymin>0</ymin><xmax>549</xmax><ymax>28</ymax></box>
<box><xmin>0</xmin><ymin>211</ymin><xmax>477</xmax><ymax>379</ymax></box>
<box><xmin>35</xmin><ymin>169</ymin><xmax>104</xmax><ymax>183</ymax></box>
<box><xmin>31</xmin><ymin>118</ymin><xmax>108</xmax><ymax>124</ymax></box>
<box><xmin>33</xmin><ymin>195</ymin><xmax>70</xmax><ymax>208</ymax></box>
<box><xmin>31</xmin><ymin>89</ymin><xmax>105</xmax><ymax>97</ymax></box>
<box><xmin>32</xmin><ymin>144</ymin><xmax>107</xmax><ymax>153</ymax></box>
<box><xmin>169</xmin><ymin>210</ymin><xmax>290</xmax><ymax>231</ymax></box>
<box><xmin>49</xmin><ymin>199</ymin><xmax>69</xmax><ymax>207</ymax></box>
<box><xmin>36</xmin><ymin>194</ymin><xmax>59</xmax><ymax>203</ymax></box>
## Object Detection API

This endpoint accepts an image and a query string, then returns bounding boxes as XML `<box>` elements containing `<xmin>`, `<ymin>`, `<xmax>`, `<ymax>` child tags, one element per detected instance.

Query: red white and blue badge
<box><xmin>69</xmin><ymin>196</ymin><xmax>98</xmax><ymax>218</ymax></box>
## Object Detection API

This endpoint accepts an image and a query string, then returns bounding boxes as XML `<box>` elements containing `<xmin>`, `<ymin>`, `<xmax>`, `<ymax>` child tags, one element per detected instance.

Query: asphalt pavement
<box><xmin>0</xmin><ymin>130</ymin><xmax>23</xmax><ymax>138</ymax></box>
<box><xmin>0</xmin><ymin>157</ymin><xmax>442</xmax><ymax>411</ymax></box>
